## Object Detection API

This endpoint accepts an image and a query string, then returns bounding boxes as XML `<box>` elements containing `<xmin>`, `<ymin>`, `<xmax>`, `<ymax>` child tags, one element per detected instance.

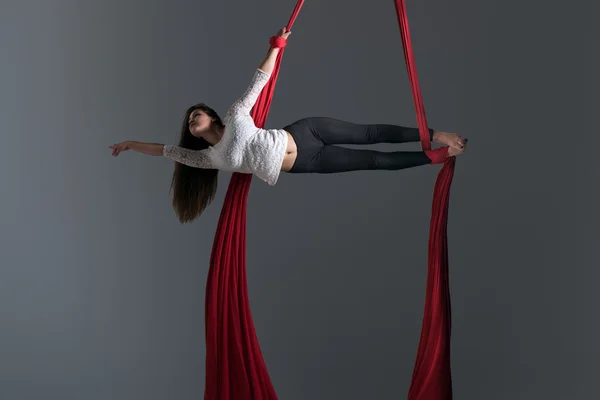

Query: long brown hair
<box><xmin>170</xmin><ymin>103</ymin><xmax>223</xmax><ymax>223</ymax></box>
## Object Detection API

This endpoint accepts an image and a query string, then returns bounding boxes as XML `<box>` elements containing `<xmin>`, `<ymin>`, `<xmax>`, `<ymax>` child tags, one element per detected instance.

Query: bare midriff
<box><xmin>280</xmin><ymin>130</ymin><xmax>298</xmax><ymax>172</ymax></box>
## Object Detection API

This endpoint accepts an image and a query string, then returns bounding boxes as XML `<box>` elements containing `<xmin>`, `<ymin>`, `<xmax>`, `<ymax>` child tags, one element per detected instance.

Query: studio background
<box><xmin>1</xmin><ymin>0</ymin><xmax>597</xmax><ymax>399</ymax></box>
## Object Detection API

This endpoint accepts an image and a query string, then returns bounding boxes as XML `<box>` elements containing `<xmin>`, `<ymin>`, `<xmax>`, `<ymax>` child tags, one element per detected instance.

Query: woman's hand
<box><xmin>276</xmin><ymin>27</ymin><xmax>291</xmax><ymax>39</ymax></box>
<box><xmin>109</xmin><ymin>141</ymin><xmax>165</xmax><ymax>156</ymax></box>
<box><xmin>109</xmin><ymin>141</ymin><xmax>134</xmax><ymax>156</ymax></box>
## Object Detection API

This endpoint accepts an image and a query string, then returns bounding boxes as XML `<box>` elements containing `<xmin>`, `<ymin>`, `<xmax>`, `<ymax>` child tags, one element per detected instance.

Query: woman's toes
<box><xmin>448</xmin><ymin>146</ymin><xmax>465</xmax><ymax>157</ymax></box>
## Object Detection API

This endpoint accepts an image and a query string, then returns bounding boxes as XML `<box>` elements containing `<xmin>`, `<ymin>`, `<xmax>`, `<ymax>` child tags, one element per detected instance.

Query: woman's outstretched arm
<box><xmin>225</xmin><ymin>28</ymin><xmax>292</xmax><ymax>117</ymax></box>
<box><xmin>109</xmin><ymin>141</ymin><xmax>215</xmax><ymax>169</ymax></box>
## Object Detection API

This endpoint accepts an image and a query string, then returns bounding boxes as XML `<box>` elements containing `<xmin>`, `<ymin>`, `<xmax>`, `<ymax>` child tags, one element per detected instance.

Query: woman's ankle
<box><xmin>432</xmin><ymin>130</ymin><xmax>444</xmax><ymax>142</ymax></box>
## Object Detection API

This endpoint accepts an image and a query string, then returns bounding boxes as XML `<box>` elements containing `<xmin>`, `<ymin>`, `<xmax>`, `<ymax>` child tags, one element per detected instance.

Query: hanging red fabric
<box><xmin>393</xmin><ymin>1</ymin><xmax>455</xmax><ymax>399</ymax></box>
<box><xmin>204</xmin><ymin>0</ymin><xmax>454</xmax><ymax>398</ymax></box>
<box><xmin>204</xmin><ymin>2</ymin><xmax>305</xmax><ymax>399</ymax></box>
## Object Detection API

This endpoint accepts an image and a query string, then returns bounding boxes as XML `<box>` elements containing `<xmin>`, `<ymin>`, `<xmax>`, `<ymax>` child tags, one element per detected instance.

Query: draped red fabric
<box><xmin>204</xmin><ymin>3</ymin><xmax>305</xmax><ymax>399</ymax></box>
<box><xmin>204</xmin><ymin>0</ymin><xmax>454</xmax><ymax>399</ymax></box>
<box><xmin>393</xmin><ymin>1</ymin><xmax>455</xmax><ymax>399</ymax></box>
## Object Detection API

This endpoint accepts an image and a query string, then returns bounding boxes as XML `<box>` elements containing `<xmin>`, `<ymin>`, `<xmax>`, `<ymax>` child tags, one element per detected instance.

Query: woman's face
<box><xmin>188</xmin><ymin>109</ymin><xmax>213</xmax><ymax>137</ymax></box>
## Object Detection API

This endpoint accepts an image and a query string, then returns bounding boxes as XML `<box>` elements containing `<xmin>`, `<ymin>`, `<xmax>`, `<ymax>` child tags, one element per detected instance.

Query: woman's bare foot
<box><xmin>433</xmin><ymin>131</ymin><xmax>466</xmax><ymax>150</ymax></box>
<box><xmin>448</xmin><ymin>144</ymin><xmax>466</xmax><ymax>157</ymax></box>
<box><xmin>433</xmin><ymin>131</ymin><xmax>467</xmax><ymax>157</ymax></box>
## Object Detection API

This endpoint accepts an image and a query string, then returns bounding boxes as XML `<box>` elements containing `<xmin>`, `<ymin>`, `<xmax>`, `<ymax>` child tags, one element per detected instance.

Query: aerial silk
<box><xmin>393</xmin><ymin>0</ymin><xmax>455</xmax><ymax>398</ymax></box>
<box><xmin>204</xmin><ymin>0</ymin><xmax>455</xmax><ymax>399</ymax></box>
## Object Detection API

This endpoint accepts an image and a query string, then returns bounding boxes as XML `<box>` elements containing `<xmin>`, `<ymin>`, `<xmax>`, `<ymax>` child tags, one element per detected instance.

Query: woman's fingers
<box><xmin>110</xmin><ymin>143</ymin><xmax>123</xmax><ymax>156</ymax></box>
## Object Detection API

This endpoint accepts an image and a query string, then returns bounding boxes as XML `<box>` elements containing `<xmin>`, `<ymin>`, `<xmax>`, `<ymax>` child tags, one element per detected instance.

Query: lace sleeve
<box><xmin>163</xmin><ymin>145</ymin><xmax>214</xmax><ymax>169</ymax></box>
<box><xmin>226</xmin><ymin>68</ymin><xmax>271</xmax><ymax>117</ymax></box>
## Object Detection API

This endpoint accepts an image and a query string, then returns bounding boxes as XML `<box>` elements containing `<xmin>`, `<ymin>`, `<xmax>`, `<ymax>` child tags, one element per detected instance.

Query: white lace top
<box><xmin>163</xmin><ymin>68</ymin><xmax>289</xmax><ymax>186</ymax></box>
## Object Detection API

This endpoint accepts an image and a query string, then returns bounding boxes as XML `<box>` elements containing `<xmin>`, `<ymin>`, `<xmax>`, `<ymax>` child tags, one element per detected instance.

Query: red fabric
<box><xmin>394</xmin><ymin>0</ymin><xmax>455</xmax><ymax>399</ymax></box>
<box><xmin>204</xmin><ymin>3</ymin><xmax>304</xmax><ymax>399</ymax></box>
<box><xmin>205</xmin><ymin>0</ymin><xmax>454</xmax><ymax>399</ymax></box>
<box><xmin>269</xmin><ymin>36</ymin><xmax>287</xmax><ymax>48</ymax></box>
<box><xmin>425</xmin><ymin>147</ymin><xmax>450</xmax><ymax>165</ymax></box>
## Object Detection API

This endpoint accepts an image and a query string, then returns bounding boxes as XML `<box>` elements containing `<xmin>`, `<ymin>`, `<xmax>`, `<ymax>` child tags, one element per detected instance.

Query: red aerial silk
<box><xmin>203</xmin><ymin>3</ymin><xmax>304</xmax><ymax>399</ymax></box>
<box><xmin>393</xmin><ymin>1</ymin><xmax>455</xmax><ymax>399</ymax></box>
<box><xmin>204</xmin><ymin>0</ymin><xmax>454</xmax><ymax>398</ymax></box>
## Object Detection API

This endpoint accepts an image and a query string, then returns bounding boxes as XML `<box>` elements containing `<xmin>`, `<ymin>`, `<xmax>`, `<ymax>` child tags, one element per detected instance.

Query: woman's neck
<box><xmin>203</xmin><ymin>125</ymin><xmax>225</xmax><ymax>146</ymax></box>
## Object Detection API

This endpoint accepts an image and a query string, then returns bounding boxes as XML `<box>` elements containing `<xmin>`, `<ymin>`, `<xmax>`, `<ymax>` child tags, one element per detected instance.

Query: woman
<box><xmin>110</xmin><ymin>28</ymin><xmax>467</xmax><ymax>223</ymax></box>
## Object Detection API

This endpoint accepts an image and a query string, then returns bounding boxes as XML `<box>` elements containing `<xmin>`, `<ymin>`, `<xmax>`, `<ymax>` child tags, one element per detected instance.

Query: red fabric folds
<box><xmin>205</xmin><ymin>0</ymin><xmax>454</xmax><ymax>399</ymax></box>
<box><xmin>394</xmin><ymin>0</ymin><xmax>455</xmax><ymax>399</ymax></box>
<box><xmin>269</xmin><ymin>36</ymin><xmax>288</xmax><ymax>48</ymax></box>
<box><xmin>204</xmin><ymin>2</ymin><xmax>304</xmax><ymax>399</ymax></box>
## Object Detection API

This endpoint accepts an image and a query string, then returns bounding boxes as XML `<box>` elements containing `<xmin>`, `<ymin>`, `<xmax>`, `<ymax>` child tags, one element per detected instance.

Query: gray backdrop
<box><xmin>1</xmin><ymin>0</ymin><xmax>597</xmax><ymax>399</ymax></box>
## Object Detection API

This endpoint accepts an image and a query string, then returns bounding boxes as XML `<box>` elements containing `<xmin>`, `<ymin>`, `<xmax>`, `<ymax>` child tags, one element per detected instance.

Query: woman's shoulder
<box><xmin>224</xmin><ymin>110</ymin><xmax>256</xmax><ymax>128</ymax></box>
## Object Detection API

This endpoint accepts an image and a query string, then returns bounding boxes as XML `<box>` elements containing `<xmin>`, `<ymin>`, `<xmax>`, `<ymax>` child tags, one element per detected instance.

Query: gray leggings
<box><xmin>283</xmin><ymin>117</ymin><xmax>434</xmax><ymax>174</ymax></box>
